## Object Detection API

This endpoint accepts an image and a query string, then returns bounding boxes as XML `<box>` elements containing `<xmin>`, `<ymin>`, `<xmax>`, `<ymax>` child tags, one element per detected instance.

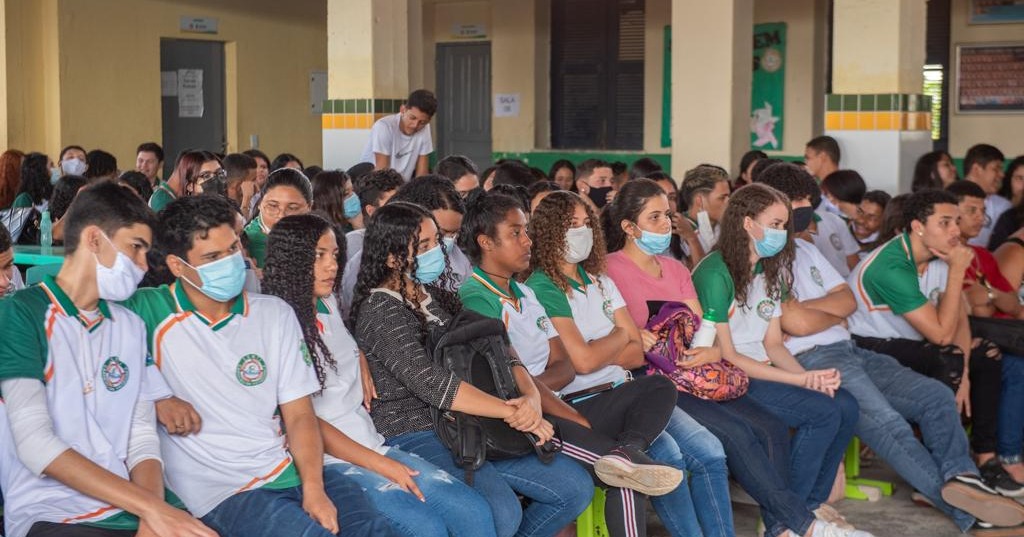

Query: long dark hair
<box><xmin>714</xmin><ymin>183</ymin><xmax>794</xmax><ymax>305</ymax></box>
<box><xmin>311</xmin><ymin>170</ymin><xmax>351</xmax><ymax>229</ymax></box>
<box><xmin>601</xmin><ymin>178</ymin><xmax>667</xmax><ymax>253</ymax></box>
<box><xmin>528</xmin><ymin>191</ymin><xmax>606</xmax><ymax>293</ymax></box>
<box><xmin>911</xmin><ymin>150</ymin><xmax>953</xmax><ymax>192</ymax></box>
<box><xmin>263</xmin><ymin>214</ymin><xmax>343</xmax><ymax>389</ymax></box>
<box><xmin>997</xmin><ymin>156</ymin><xmax>1024</xmax><ymax>203</ymax></box>
<box><xmin>350</xmin><ymin>202</ymin><xmax>461</xmax><ymax>330</ymax></box>
<box><xmin>18</xmin><ymin>152</ymin><xmax>53</xmax><ymax>205</ymax></box>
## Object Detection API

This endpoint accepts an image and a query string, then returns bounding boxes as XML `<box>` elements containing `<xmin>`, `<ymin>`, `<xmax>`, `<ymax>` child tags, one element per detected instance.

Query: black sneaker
<box><xmin>982</xmin><ymin>460</ymin><xmax>1024</xmax><ymax>498</ymax></box>
<box><xmin>942</xmin><ymin>479</ymin><xmax>1024</xmax><ymax>527</ymax></box>
<box><xmin>593</xmin><ymin>444</ymin><xmax>683</xmax><ymax>497</ymax></box>
<box><xmin>956</xmin><ymin>473</ymin><xmax>1001</xmax><ymax>495</ymax></box>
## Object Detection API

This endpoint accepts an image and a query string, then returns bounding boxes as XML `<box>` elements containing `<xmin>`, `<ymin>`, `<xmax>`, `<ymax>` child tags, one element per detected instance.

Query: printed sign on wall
<box><xmin>751</xmin><ymin>23</ymin><xmax>786</xmax><ymax>150</ymax></box>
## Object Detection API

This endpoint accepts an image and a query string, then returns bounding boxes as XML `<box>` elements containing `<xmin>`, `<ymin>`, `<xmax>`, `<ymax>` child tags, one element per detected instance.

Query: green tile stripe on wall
<box><xmin>321</xmin><ymin>98</ymin><xmax>405</xmax><ymax>114</ymax></box>
<box><xmin>489</xmin><ymin>152</ymin><xmax>804</xmax><ymax>176</ymax></box>
<box><xmin>825</xmin><ymin>94</ymin><xmax>932</xmax><ymax>112</ymax></box>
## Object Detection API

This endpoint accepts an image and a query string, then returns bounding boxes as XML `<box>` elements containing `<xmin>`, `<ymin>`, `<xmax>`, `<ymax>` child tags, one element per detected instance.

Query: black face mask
<box><xmin>793</xmin><ymin>206</ymin><xmax>815</xmax><ymax>233</ymax></box>
<box><xmin>587</xmin><ymin>186</ymin><xmax>614</xmax><ymax>209</ymax></box>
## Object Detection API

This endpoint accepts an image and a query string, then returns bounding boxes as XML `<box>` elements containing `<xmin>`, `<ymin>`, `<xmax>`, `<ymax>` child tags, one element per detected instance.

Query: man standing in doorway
<box><xmin>360</xmin><ymin>89</ymin><xmax>436</xmax><ymax>181</ymax></box>
<box><xmin>135</xmin><ymin>143</ymin><xmax>164</xmax><ymax>188</ymax></box>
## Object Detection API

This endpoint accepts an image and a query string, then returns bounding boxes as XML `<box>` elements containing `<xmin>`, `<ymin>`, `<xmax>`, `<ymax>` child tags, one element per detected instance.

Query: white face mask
<box><xmin>695</xmin><ymin>195</ymin><xmax>716</xmax><ymax>246</ymax></box>
<box><xmin>564</xmin><ymin>226</ymin><xmax>594</xmax><ymax>264</ymax></box>
<box><xmin>95</xmin><ymin>233</ymin><xmax>145</xmax><ymax>301</ymax></box>
<box><xmin>62</xmin><ymin>158</ymin><xmax>87</xmax><ymax>177</ymax></box>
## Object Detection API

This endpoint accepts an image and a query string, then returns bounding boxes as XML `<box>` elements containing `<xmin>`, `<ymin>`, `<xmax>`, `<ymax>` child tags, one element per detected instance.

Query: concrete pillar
<box><xmin>827</xmin><ymin>0</ymin><xmax>930</xmax><ymax>194</ymax></box>
<box><xmin>322</xmin><ymin>0</ymin><xmax>413</xmax><ymax>169</ymax></box>
<box><xmin>670</xmin><ymin>0</ymin><xmax>754</xmax><ymax>179</ymax></box>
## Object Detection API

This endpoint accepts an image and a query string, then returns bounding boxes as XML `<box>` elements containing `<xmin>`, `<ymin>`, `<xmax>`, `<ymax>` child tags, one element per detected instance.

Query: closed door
<box><xmin>436</xmin><ymin>42</ymin><xmax>492</xmax><ymax>170</ymax></box>
<box><xmin>160</xmin><ymin>39</ymin><xmax>226</xmax><ymax>177</ymax></box>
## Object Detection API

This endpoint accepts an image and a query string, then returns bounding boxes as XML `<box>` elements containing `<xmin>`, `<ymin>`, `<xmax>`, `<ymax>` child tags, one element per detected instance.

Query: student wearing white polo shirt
<box><xmin>524</xmin><ymin>190</ymin><xmax>738</xmax><ymax>537</ymax></box>
<box><xmin>848</xmin><ymin>190</ymin><xmax>1006</xmax><ymax>473</ymax></box>
<box><xmin>262</xmin><ymin>213</ymin><xmax>495</xmax><ymax>537</ymax></box>
<box><xmin>691</xmin><ymin>183</ymin><xmax>865</xmax><ymax>537</ymax></box>
<box><xmin>122</xmin><ymin>195</ymin><xmax>396</xmax><ymax>537</ymax></box>
<box><xmin>678</xmin><ymin>164</ymin><xmax>731</xmax><ymax>265</ymax></box>
<box><xmin>0</xmin><ymin>222</ymin><xmax>25</xmax><ymax>297</ymax></box>
<box><xmin>350</xmin><ymin>201</ymin><xmax>593</xmax><ymax>537</ymax></box>
<box><xmin>0</xmin><ymin>183</ymin><xmax>215</xmax><ymax>537</ymax></box>
<box><xmin>458</xmin><ymin>192</ymin><xmax>684</xmax><ymax>537</ymax></box>
<box><xmin>604</xmin><ymin>178</ymin><xmax>869</xmax><ymax>536</ymax></box>
<box><xmin>243</xmin><ymin>168</ymin><xmax>312</xmax><ymax>269</ymax></box>
<box><xmin>760</xmin><ymin>165</ymin><xmax>1024</xmax><ymax>533</ymax></box>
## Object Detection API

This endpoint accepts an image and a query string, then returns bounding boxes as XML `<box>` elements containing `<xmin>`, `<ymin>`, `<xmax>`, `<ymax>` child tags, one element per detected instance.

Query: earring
<box><xmin>918</xmin><ymin>232</ymin><xmax>923</xmax><ymax>237</ymax></box>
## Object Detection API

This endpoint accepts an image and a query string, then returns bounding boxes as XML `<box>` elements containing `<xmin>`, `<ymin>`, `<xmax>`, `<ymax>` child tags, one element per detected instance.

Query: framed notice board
<box><xmin>955</xmin><ymin>43</ymin><xmax>1024</xmax><ymax>113</ymax></box>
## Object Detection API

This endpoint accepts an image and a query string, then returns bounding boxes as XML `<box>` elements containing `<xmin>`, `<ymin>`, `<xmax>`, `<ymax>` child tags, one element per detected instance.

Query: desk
<box><xmin>13</xmin><ymin>245</ymin><xmax>65</xmax><ymax>266</ymax></box>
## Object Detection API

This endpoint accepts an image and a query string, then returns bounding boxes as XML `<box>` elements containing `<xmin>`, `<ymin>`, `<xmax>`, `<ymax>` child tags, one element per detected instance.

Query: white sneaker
<box><xmin>808</xmin><ymin>520</ymin><xmax>875</xmax><ymax>537</ymax></box>
<box><xmin>813</xmin><ymin>504</ymin><xmax>855</xmax><ymax>530</ymax></box>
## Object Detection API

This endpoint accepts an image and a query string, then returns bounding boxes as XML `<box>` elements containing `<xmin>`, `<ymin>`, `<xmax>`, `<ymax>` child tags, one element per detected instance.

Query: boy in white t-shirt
<box><xmin>359</xmin><ymin>89</ymin><xmax>436</xmax><ymax>181</ymax></box>
<box><xmin>760</xmin><ymin>167</ymin><xmax>1024</xmax><ymax>533</ymax></box>
<box><xmin>0</xmin><ymin>183</ymin><xmax>214</xmax><ymax>537</ymax></box>
<box><xmin>121</xmin><ymin>195</ymin><xmax>396</xmax><ymax>537</ymax></box>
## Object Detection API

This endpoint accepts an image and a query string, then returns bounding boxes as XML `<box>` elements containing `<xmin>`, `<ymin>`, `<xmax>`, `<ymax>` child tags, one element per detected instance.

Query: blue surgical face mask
<box><xmin>413</xmin><ymin>243</ymin><xmax>446</xmax><ymax>284</ymax></box>
<box><xmin>343</xmin><ymin>193</ymin><xmax>361</xmax><ymax>219</ymax></box>
<box><xmin>181</xmin><ymin>251</ymin><xmax>247</xmax><ymax>302</ymax></box>
<box><xmin>634</xmin><ymin>226</ymin><xmax>671</xmax><ymax>255</ymax></box>
<box><xmin>50</xmin><ymin>167</ymin><xmax>62</xmax><ymax>185</ymax></box>
<box><xmin>62</xmin><ymin>158</ymin><xmax>87</xmax><ymax>177</ymax></box>
<box><xmin>751</xmin><ymin>221</ymin><xmax>788</xmax><ymax>258</ymax></box>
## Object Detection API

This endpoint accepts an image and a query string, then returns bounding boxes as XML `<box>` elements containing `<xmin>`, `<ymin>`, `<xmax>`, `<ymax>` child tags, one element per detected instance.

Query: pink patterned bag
<box><xmin>644</xmin><ymin>302</ymin><xmax>749</xmax><ymax>401</ymax></box>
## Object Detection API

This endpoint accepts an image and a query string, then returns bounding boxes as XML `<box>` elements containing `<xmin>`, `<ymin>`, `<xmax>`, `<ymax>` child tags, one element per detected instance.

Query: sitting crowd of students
<box><xmin>0</xmin><ymin>135</ymin><xmax>1023</xmax><ymax>537</ymax></box>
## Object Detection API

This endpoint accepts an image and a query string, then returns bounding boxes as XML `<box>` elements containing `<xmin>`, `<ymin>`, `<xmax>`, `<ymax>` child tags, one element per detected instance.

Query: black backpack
<box><xmin>428</xmin><ymin>309</ymin><xmax>558</xmax><ymax>483</ymax></box>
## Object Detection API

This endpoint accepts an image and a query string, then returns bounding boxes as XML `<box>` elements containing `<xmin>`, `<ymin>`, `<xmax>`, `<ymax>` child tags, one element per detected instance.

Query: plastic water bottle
<box><xmin>691</xmin><ymin>308</ymin><xmax>717</xmax><ymax>348</ymax></box>
<box><xmin>39</xmin><ymin>210</ymin><xmax>52</xmax><ymax>252</ymax></box>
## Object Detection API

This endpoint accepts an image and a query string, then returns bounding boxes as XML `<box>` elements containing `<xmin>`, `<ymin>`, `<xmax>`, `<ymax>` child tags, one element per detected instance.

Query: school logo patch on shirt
<box><xmin>602</xmin><ymin>299</ymin><xmax>614</xmax><ymax>321</ymax></box>
<box><xmin>928</xmin><ymin>287</ymin><xmax>941</xmax><ymax>304</ymax></box>
<box><xmin>756</xmin><ymin>299</ymin><xmax>775</xmax><ymax>321</ymax></box>
<box><xmin>102</xmin><ymin>357</ymin><xmax>129</xmax><ymax>391</ymax></box>
<box><xmin>300</xmin><ymin>341</ymin><xmax>313</xmax><ymax>366</ymax></box>
<box><xmin>810</xmin><ymin>266</ymin><xmax>824</xmax><ymax>287</ymax></box>
<box><xmin>236</xmin><ymin>354</ymin><xmax>268</xmax><ymax>386</ymax></box>
<box><xmin>829</xmin><ymin>233</ymin><xmax>843</xmax><ymax>251</ymax></box>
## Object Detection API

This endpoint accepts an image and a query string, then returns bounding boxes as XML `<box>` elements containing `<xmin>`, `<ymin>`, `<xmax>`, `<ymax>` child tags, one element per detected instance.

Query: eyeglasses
<box><xmin>197</xmin><ymin>169</ymin><xmax>227</xmax><ymax>182</ymax></box>
<box><xmin>262</xmin><ymin>201</ymin><xmax>308</xmax><ymax>217</ymax></box>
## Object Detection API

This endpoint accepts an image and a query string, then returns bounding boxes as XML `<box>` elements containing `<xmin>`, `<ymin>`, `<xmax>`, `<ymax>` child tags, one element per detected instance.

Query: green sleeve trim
<box><xmin>692</xmin><ymin>253</ymin><xmax>733</xmax><ymax>323</ymax></box>
<box><xmin>861</xmin><ymin>258</ymin><xmax>927</xmax><ymax>315</ymax></box>
<box><xmin>261</xmin><ymin>462</ymin><xmax>301</xmax><ymax>490</ymax></box>
<box><xmin>525</xmin><ymin>271</ymin><xmax>573</xmax><ymax>319</ymax></box>
<box><xmin>11</xmin><ymin>192</ymin><xmax>33</xmax><ymax>208</ymax></box>
<box><xmin>459</xmin><ymin>283</ymin><xmax>503</xmax><ymax>319</ymax></box>
<box><xmin>0</xmin><ymin>289</ymin><xmax>50</xmax><ymax>386</ymax></box>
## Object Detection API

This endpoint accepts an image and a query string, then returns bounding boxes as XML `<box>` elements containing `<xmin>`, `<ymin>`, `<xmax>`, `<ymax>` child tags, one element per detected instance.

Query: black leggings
<box><xmin>547</xmin><ymin>374</ymin><xmax>678</xmax><ymax>537</ymax></box>
<box><xmin>854</xmin><ymin>335</ymin><xmax>1002</xmax><ymax>454</ymax></box>
<box><xmin>28</xmin><ymin>522</ymin><xmax>136</xmax><ymax>537</ymax></box>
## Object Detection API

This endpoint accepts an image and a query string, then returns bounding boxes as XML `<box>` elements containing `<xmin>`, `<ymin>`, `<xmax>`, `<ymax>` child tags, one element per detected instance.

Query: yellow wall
<box><xmin>948</xmin><ymin>0</ymin><xmax>1024</xmax><ymax>157</ymax></box>
<box><xmin>833</xmin><ymin>0</ymin><xmax>926</xmax><ymax>94</ymax></box>
<box><xmin>5</xmin><ymin>0</ymin><xmax>326</xmax><ymax>168</ymax></box>
<box><xmin>754</xmin><ymin>0</ymin><xmax>828</xmax><ymax>155</ymax></box>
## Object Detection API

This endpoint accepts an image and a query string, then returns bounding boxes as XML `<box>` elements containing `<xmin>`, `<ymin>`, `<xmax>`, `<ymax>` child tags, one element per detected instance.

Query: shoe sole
<box><xmin>943</xmin><ymin>482</ymin><xmax>1024</xmax><ymax>527</ymax></box>
<box><xmin>593</xmin><ymin>455</ymin><xmax>683</xmax><ymax>497</ymax></box>
<box><xmin>970</xmin><ymin>526</ymin><xmax>1024</xmax><ymax>536</ymax></box>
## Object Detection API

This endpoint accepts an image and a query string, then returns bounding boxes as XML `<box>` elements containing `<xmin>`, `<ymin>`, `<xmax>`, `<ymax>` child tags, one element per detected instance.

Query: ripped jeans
<box><xmin>853</xmin><ymin>336</ymin><xmax>1003</xmax><ymax>455</ymax></box>
<box><xmin>326</xmin><ymin>447</ymin><xmax>496</xmax><ymax>537</ymax></box>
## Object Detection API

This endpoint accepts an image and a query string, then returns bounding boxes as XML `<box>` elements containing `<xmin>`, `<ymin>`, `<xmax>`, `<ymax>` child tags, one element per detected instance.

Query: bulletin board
<box><xmin>955</xmin><ymin>43</ymin><xmax>1024</xmax><ymax>113</ymax></box>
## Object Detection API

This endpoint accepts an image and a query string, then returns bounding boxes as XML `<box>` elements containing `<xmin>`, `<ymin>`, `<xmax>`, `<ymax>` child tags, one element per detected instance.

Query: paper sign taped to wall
<box><xmin>177</xmin><ymin>69</ymin><xmax>204</xmax><ymax>118</ymax></box>
<box><xmin>494</xmin><ymin>93</ymin><xmax>520</xmax><ymax>117</ymax></box>
<box><xmin>161</xmin><ymin>71</ymin><xmax>178</xmax><ymax>96</ymax></box>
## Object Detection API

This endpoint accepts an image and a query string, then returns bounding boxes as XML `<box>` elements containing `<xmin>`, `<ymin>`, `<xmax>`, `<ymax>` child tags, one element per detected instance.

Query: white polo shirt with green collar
<box><xmin>312</xmin><ymin>295</ymin><xmax>387</xmax><ymax>460</ymax></box>
<box><xmin>459</xmin><ymin>268</ymin><xmax>556</xmax><ymax>377</ymax></box>
<box><xmin>121</xmin><ymin>282</ymin><xmax>319</xmax><ymax>517</ymax></box>
<box><xmin>812</xmin><ymin>208</ymin><xmax>860</xmax><ymax>277</ymax></box>
<box><xmin>692</xmin><ymin>251</ymin><xmax>781</xmax><ymax>362</ymax></box>
<box><xmin>524</xmin><ymin>267</ymin><xmax>628</xmax><ymax>393</ymax></box>
<box><xmin>847</xmin><ymin>232</ymin><xmax>949</xmax><ymax>341</ymax></box>
<box><xmin>0</xmin><ymin>276</ymin><xmax>170</xmax><ymax>537</ymax></box>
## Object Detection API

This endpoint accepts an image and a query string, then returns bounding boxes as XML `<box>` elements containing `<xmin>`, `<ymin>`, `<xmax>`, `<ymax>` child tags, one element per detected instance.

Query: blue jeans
<box><xmin>796</xmin><ymin>340</ymin><xmax>978</xmax><ymax>532</ymax></box>
<box><xmin>200</xmin><ymin>465</ymin><xmax>399</xmax><ymax>537</ymax></box>
<box><xmin>676</xmin><ymin>392</ymin><xmax>816</xmax><ymax>537</ymax></box>
<box><xmin>746</xmin><ymin>377</ymin><xmax>858</xmax><ymax>509</ymax></box>
<box><xmin>647</xmin><ymin>406</ymin><xmax>734</xmax><ymax>537</ymax></box>
<box><xmin>999</xmin><ymin>354</ymin><xmax>1024</xmax><ymax>463</ymax></box>
<box><xmin>327</xmin><ymin>446</ymin><xmax>496</xmax><ymax>537</ymax></box>
<box><xmin>385</xmin><ymin>429</ymin><xmax>593</xmax><ymax>537</ymax></box>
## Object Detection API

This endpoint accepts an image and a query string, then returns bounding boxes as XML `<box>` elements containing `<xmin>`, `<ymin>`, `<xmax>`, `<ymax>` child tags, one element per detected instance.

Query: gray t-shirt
<box><xmin>359</xmin><ymin>113</ymin><xmax>433</xmax><ymax>181</ymax></box>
